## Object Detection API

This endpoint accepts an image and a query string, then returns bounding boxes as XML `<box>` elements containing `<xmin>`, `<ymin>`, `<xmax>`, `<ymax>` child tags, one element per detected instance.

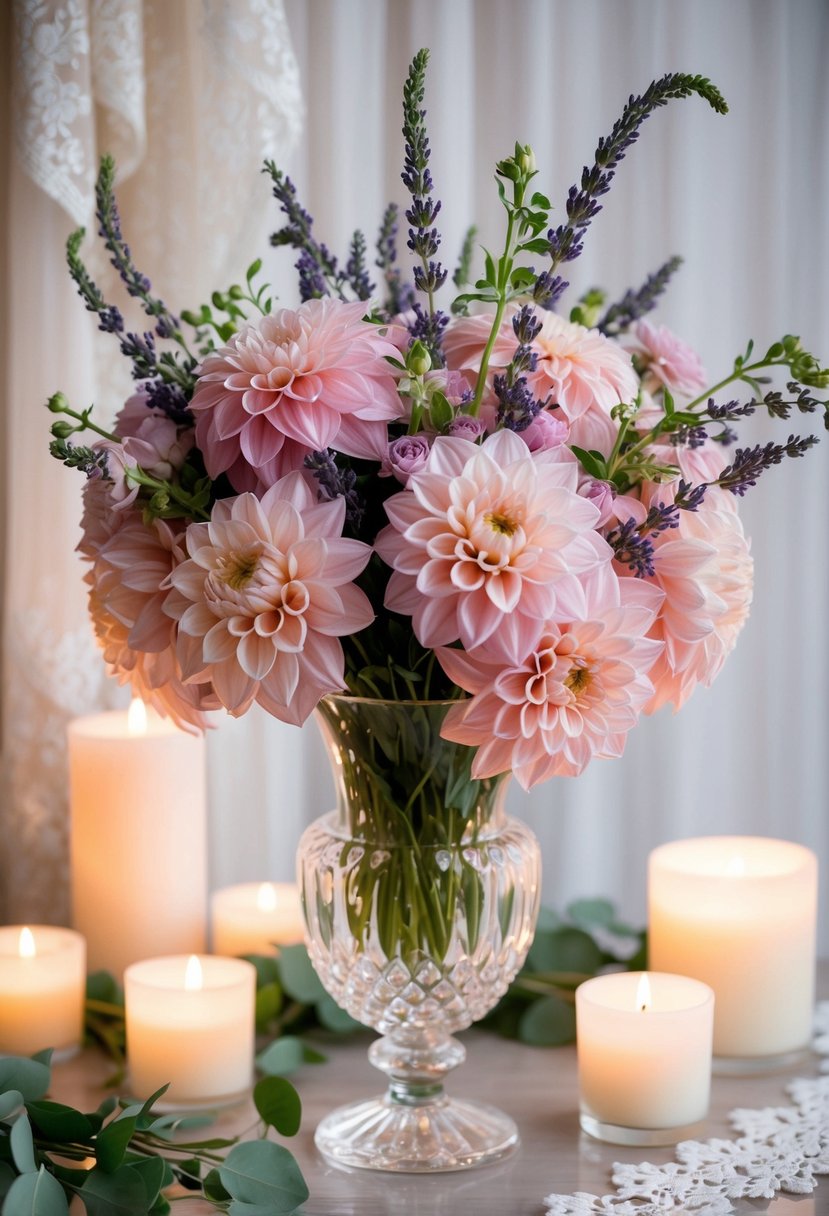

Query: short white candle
<box><xmin>0</xmin><ymin>926</ymin><xmax>85</xmax><ymax>1058</ymax></box>
<box><xmin>577</xmin><ymin>971</ymin><xmax>714</xmax><ymax>1144</ymax></box>
<box><xmin>211</xmin><ymin>883</ymin><xmax>305</xmax><ymax>956</ymax></box>
<box><xmin>68</xmin><ymin>700</ymin><xmax>208</xmax><ymax>976</ymax></box>
<box><xmin>648</xmin><ymin>836</ymin><xmax>817</xmax><ymax>1061</ymax></box>
<box><xmin>124</xmin><ymin>955</ymin><xmax>255</xmax><ymax>1107</ymax></box>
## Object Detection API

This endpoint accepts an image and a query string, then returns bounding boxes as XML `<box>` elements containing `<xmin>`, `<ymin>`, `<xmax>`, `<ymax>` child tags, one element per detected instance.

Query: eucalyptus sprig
<box><xmin>0</xmin><ymin>1053</ymin><xmax>308</xmax><ymax>1216</ymax></box>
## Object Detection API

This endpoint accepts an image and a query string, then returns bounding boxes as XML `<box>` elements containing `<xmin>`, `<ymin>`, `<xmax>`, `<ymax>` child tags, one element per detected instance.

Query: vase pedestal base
<box><xmin>314</xmin><ymin>1092</ymin><xmax>519</xmax><ymax>1173</ymax></box>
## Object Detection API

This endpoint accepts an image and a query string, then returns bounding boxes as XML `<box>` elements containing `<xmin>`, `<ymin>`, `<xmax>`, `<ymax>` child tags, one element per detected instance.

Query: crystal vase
<box><xmin>296</xmin><ymin>694</ymin><xmax>542</xmax><ymax>1172</ymax></box>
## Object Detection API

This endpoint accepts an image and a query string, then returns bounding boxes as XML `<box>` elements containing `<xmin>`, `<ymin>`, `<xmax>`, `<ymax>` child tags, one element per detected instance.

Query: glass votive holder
<box><xmin>576</xmin><ymin>971</ymin><xmax>714</xmax><ymax>1146</ymax></box>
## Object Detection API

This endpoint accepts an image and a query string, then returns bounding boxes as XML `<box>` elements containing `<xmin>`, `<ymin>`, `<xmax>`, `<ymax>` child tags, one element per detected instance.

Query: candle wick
<box><xmin>640</xmin><ymin>1004</ymin><xmax>647</xmax><ymax>1013</ymax></box>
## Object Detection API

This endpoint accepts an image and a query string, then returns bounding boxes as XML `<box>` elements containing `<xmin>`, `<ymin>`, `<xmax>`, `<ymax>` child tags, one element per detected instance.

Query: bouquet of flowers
<box><xmin>49</xmin><ymin>50</ymin><xmax>828</xmax><ymax>793</ymax></box>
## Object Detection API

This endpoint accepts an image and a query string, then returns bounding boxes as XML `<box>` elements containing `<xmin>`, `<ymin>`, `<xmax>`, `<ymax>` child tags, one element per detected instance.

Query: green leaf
<box><xmin>95</xmin><ymin>1115</ymin><xmax>136</xmax><ymax>1173</ymax></box>
<box><xmin>314</xmin><ymin>995</ymin><xmax>362</xmax><ymax>1034</ymax></box>
<box><xmin>3</xmin><ymin>1167</ymin><xmax>69</xmax><ymax>1216</ymax></box>
<box><xmin>569</xmin><ymin>445</ymin><xmax>608</xmax><ymax>480</ymax></box>
<box><xmin>124</xmin><ymin>1157</ymin><xmax>165</xmax><ymax>1209</ymax></box>
<box><xmin>255</xmin><ymin>982</ymin><xmax>283</xmax><ymax>1030</ymax></box>
<box><xmin>427</xmin><ymin>390</ymin><xmax>453</xmax><ymax>433</ymax></box>
<box><xmin>243</xmin><ymin>955</ymin><xmax>281</xmax><ymax>987</ymax></box>
<box><xmin>0</xmin><ymin>1091</ymin><xmax>24</xmax><ymax>1121</ymax></box>
<box><xmin>252</xmin><ymin>1077</ymin><xmax>301</xmax><ymax>1137</ymax></box>
<box><xmin>78</xmin><ymin>1166</ymin><xmax>148</xmax><ymax>1216</ymax></box>
<box><xmin>530</xmin><ymin>190</ymin><xmax>551</xmax><ymax>209</ymax></box>
<box><xmin>219</xmin><ymin>1141</ymin><xmax>309</xmax><ymax>1213</ymax></box>
<box><xmin>203</xmin><ymin>1168</ymin><xmax>231</xmax><ymax>1203</ymax></box>
<box><xmin>527</xmin><ymin>927</ymin><xmax>604</xmax><ymax>975</ymax></box>
<box><xmin>25</xmin><ymin>1102</ymin><xmax>93</xmax><ymax>1144</ymax></box>
<box><xmin>0</xmin><ymin>1162</ymin><xmax>15</xmax><ymax>1201</ymax></box>
<box><xmin>516</xmin><ymin>237</ymin><xmax>550</xmax><ymax>255</ymax></box>
<box><xmin>518</xmin><ymin>995</ymin><xmax>576</xmax><ymax>1046</ymax></box>
<box><xmin>85</xmin><ymin>972</ymin><xmax>122</xmax><ymax>1006</ymax></box>
<box><xmin>27</xmin><ymin>1054</ymin><xmax>52</xmax><ymax>1071</ymax></box>
<box><xmin>0</xmin><ymin>1059</ymin><xmax>50</xmax><ymax>1103</ymax></box>
<box><xmin>276</xmin><ymin>946</ymin><xmax>325</xmax><ymax>1004</ymax></box>
<box><xmin>566</xmin><ymin>897</ymin><xmax>616</xmax><ymax>928</ymax></box>
<box><xmin>10</xmin><ymin>1116</ymin><xmax>37</xmax><ymax>1174</ymax></box>
<box><xmin>255</xmin><ymin>1037</ymin><xmax>326</xmax><ymax>1078</ymax></box>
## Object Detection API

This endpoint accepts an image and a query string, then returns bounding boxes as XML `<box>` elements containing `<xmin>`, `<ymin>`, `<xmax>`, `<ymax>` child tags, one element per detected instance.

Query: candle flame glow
<box><xmin>636</xmin><ymin>972</ymin><xmax>652</xmax><ymax>1012</ymax></box>
<box><xmin>127</xmin><ymin>699</ymin><xmax>148</xmax><ymax>736</ymax></box>
<box><xmin>256</xmin><ymin>883</ymin><xmax>278</xmax><ymax>913</ymax></box>
<box><xmin>725</xmin><ymin>854</ymin><xmax>746</xmax><ymax>877</ymax></box>
<box><xmin>18</xmin><ymin>927</ymin><xmax>36</xmax><ymax>959</ymax></box>
<box><xmin>184</xmin><ymin>955</ymin><xmax>203</xmax><ymax>991</ymax></box>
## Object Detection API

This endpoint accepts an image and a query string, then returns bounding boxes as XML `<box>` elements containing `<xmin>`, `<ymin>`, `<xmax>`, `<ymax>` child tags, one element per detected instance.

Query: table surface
<box><xmin>52</xmin><ymin>991</ymin><xmax>828</xmax><ymax>1216</ymax></box>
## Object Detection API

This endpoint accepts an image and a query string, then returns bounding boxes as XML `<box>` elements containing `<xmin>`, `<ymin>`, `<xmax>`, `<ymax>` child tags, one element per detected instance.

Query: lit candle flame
<box><xmin>18</xmin><ymin>927</ymin><xmax>36</xmax><ymax>959</ymax></box>
<box><xmin>725</xmin><ymin>854</ymin><xmax>746</xmax><ymax>877</ymax></box>
<box><xmin>256</xmin><ymin>883</ymin><xmax>278</xmax><ymax>913</ymax></box>
<box><xmin>127</xmin><ymin>698</ymin><xmax>148</xmax><ymax>736</ymax></box>
<box><xmin>184</xmin><ymin>955</ymin><xmax>203</xmax><ymax>991</ymax></box>
<box><xmin>636</xmin><ymin>972</ymin><xmax>652</xmax><ymax>1012</ymax></box>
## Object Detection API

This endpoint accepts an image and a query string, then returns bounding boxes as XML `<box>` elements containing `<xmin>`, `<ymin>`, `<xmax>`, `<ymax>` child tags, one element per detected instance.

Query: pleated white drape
<box><xmin>3</xmin><ymin>1</ymin><xmax>827</xmax><ymax>947</ymax></box>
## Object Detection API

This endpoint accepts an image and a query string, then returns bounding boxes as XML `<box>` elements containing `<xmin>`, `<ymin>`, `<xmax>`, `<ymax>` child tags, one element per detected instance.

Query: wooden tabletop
<box><xmin>53</xmin><ymin>1002</ymin><xmax>827</xmax><ymax>1216</ymax></box>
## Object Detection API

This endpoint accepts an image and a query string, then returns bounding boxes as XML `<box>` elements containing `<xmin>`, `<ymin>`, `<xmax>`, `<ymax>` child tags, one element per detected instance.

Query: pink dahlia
<box><xmin>167</xmin><ymin>472</ymin><xmax>373</xmax><ymax>725</ymax></box>
<box><xmin>375</xmin><ymin>429</ymin><xmax>608</xmax><ymax>664</ymax></box>
<box><xmin>444</xmin><ymin>309</ymin><xmax>638</xmax><ymax>452</ymax></box>
<box><xmin>438</xmin><ymin>575</ymin><xmax>664</xmax><ymax>788</ymax></box>
<box><xmin>636</xmin><ymin>484</ymin><xmax>753</xmax><ymax>712</ymax></box>
<box><xmin>628</xmin><ymin>319</ymin><xmax>708</xmax><ymax>397</ymax></box>
<box><xmin>78</xmin><ymin>481</ymin><xmax>215</xmax><ymax>730</ymax></box>
<box><xmin>190</xmin><ymin>298</ymin><xmax>403</xmax><ymax>492</ymax></box>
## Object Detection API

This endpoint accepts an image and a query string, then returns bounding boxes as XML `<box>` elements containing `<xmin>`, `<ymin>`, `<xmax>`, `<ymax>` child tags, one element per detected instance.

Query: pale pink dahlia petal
<box><xmin>628</xmin><ymin>320</ymin><xmax>708</xmax><ymax>397</ymax></box>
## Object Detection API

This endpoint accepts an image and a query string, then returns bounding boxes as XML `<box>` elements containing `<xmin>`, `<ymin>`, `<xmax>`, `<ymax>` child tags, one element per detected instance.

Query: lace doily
<box><xmin>545</xmin><ymin>1002</ymin><xmax>829</xmax><ymax>1215</ymax></box>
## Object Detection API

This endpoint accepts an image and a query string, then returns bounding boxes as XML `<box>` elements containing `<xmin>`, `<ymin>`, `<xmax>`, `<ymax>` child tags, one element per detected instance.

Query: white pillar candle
<box><xmin>577</xmin><ymin>971</ymin><xmax>714</xmax><ymax>1145</ymax></box>
<box><xmin>124</xmin><ymin>955</ymin><xmax>255</xmax><ymax>1107</ymax></box>
<box><xmin>68</xmin><ymin>701</ymin><xmax>207</xmax><ymax>976</ymax></box>
<box><xmin>210</xmin><ymin>883</ymin><xmax>305</xmax><ymax>956</ymax></box>
<box><xmin>648</xmin><ymin>837</ymin><xmax>818</xmax><ymax>1062</ymax></box>
<box><xmin>0</xmin><ymin>926</ymin><xmax>85</xmax><ymax>1058</ymax></box>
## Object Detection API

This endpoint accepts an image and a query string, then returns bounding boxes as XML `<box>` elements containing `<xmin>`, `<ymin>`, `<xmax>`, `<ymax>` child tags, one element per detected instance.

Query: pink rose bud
<box><xmin>447</xmin><ymin>415</ymin><xmax>486</xmax><ymax>441</ymax></box>
<box><xmin>387</xmin><ymin>434</ymin><xmax>432</xmax><ymax>485</ymax></box>
<box><xmin>521</xmin><ymin>410</ymin><xmax>569</xmax><ymax>452</ymax></box>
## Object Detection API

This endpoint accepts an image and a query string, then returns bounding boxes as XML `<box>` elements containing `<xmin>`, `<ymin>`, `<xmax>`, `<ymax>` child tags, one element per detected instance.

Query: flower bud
<box><xmin>47</xmin><ymin>392</ymin><xmax>69</xmax><ymax>414</ymax></box>
<box><xmin>515</xmin><ymin>144</ymin><xmax>536</xmax><ymax>175</ymax></box>
<box><xmin>50</xmin><ymin>420</ymin><xmax>76</xmax><ymax>439</ymax></box>
<box><xmin>407</xmin><ymin>340</ymin><xmax>432</xmax><ymax>377</ymax></box>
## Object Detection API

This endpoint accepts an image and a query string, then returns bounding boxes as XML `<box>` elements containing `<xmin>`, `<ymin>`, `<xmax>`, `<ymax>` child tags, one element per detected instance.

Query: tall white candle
<box><xmin>68</xmin><ymin>701</ymin><xmax>207</xmax><ymax>976</ymax></box>
<box><xmin>577</xmin><ymin>971</ymin><xmax>714</xmax><ymax>1144</ymax></box>
<box><xmin>0</xmin><ymin>926</ymin><xmax>85</xmax><ymax>1058</ymax></box>
<box><xmin>211</xmin><ymin>883</ymin><xmax>305</xmax><ymax>956</ymax></box>
<box><xmin>124</xmin><ymin>955</ymin><xmax>255</xmax><ymax>1106</ymax></box>
<box><xmin>648</xmin><ymin>836</ymin><xmax>817</xmax><ymax>1061</ymax></box>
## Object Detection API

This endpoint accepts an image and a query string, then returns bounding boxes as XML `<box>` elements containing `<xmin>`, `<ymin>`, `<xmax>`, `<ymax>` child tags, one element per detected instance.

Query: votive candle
<box><xmin>0</xmin><ymin>926</ymin><xmax>86</xmax><ymax>1058</ymax></box>
<box><xmin>211</xmin><ymin>882</ymin><xmax>305</xmax><ymax>956</ymax></box>
<box><xmin>124</xmin><ymin>955</ymin><xmax>255</xmax><ymax>1107</ymax></box>
<box><xmin>68</xmin><ymin>700</ymin><xmax>207</xmax><ymax>976</ymax></box>
<box><xmin>648</xmin><ymin>836</ymin><xmax>817</xmax><ymax>1063</ymax></box>
<box><xmin>577</xmin><ymin>971</ymin><xmax>714</xmax><ymax>1145</ymax></box>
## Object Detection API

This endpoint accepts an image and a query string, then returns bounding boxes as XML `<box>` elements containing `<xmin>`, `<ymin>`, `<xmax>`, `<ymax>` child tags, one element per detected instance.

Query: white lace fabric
<box><xmin>545</xmin><ymin>1003</ymin><xmax>829</xmax><ymax>1215</ymax></box>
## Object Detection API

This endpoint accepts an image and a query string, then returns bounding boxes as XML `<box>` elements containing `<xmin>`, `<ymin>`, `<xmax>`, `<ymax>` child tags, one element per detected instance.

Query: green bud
<box><xmin>407</xmin><ymin>341</ymin><xmax>432</xmax><ymax>377</ymax></box>
<box><xmin>211</xmin><ymin>291</ymin><xmax>226</xmax><ymax>310</ymax></box>
<box><xmin>495</xmin><ymin>158</ymin><xmax>521</xmax><ymax>182</ymax></box>
<box><xmin>515</xmin><ymin>143</ymin><xmax>536</xmax><ymax>175</ymax></box>
<box><xmin>50</xmin><ymin>420</ymin><xmax>76</xmax><ymax>439</ymax></box>
<box><xmin>228</xmin><ymin>285</ymin><xmax>244</xmax><ymax>300</ymax></box>
<box><xmin>180</xmin><ymin>309</ymin><xmax>200</xmax><ymax>326</ymax></box>
<box><xmin>47</xmin><ymin>392</ymin><xmax>69</xmax><ymax>414</ymax></box>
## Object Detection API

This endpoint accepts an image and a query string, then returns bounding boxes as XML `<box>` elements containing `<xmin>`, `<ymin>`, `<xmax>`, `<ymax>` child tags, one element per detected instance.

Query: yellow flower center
<box><xmin>564</xmin><ymin>664</ymin><xmax>592</xmax><ymax>696</ymax></box>
<box><xmin>217</xmin><ymin>548</ymin><xmax>261</xmax><ymax>590</ymax></box>
<box><xmin>484</xmin><ymin>511</ymin><xmax>519</xmax><ymax>537</ymax></box>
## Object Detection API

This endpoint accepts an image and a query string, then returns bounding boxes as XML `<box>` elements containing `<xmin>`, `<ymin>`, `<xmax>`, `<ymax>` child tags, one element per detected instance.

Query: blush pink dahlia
<box><xmin>443</xmin><ymin>309</ymin><xmax>638</xmax><ymax>452</ymax></box>
<box><xmin>190</xmin><ymin>298</ymin><xmax>403</xmax><ymax>492</ymax></box>
<box><xmin>637</xmin><ymin>485</ymin><xmax>754</xmax><ymax>712</ymax></box>
<box><xmin>167</xmin><ymin>471</ymin><xmax>374</xmax><ymax>725</ymax></box>
<box><xmin>437</xmin><ymin>575</ymin><xmax>664</xmax><ymax>788</ymax></box>
<box><xmin>375</xmin><ymin>429</ymin><xmax>608</xmax><ymax>663</ymax></box>
<box><xmin>628</xmin><ymin>319</ymin><xmax>708</xmax><ymax>397</ymax></box>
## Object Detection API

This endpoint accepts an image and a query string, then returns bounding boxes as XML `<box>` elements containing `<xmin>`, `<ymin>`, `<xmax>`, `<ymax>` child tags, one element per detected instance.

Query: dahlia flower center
<box><xmin>564</xmin><ymin>663</ymin><xmax>592</xmax><ymax>698</ymax></box>
<box><xmin>484</xmin><ymin>510</ymin><xmax>519</xmax><ymax>537</ymax></box>
<box><xmin>216</xmin><ymin>547</ymin><xmax>263</xmax><ymax>590</ymax></box>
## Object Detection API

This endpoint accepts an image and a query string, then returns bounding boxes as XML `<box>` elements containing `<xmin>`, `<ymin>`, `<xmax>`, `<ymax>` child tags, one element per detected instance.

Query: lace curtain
<box><xmin>3</xmin><ymin>0</ymin><xmax>827</xmax><ymax>945</ymax></box>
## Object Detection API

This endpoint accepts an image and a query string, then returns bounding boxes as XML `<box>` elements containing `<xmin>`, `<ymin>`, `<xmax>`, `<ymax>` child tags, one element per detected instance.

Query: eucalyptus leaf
<box><xmin>526</xmin><ymin>927</ymin><xmax>603</xmax><ymax>976</ymax></box>
<box><xmin>255</xmin><ymin>1037</ymin><xmax>325</xmax><ymax>1077</ymax></box>
<box><xmin>203</xmin><ymin>1167</ymin><xmax>231</xmax><ymax>1203</ymax></box>
<box><xmin>253</xmin><ymin>1078</ymin><xmax>301</xmax><ymax>1137</ymax></box>
<box><xmin>518</xmin><ymin>995</ymin><xmax>577</xmax><ymax>1046</ymax></box>
<box><xmin>27</xmin><ymin>1054</ymin><xmax>52</xmax><ymax>1070</ymax></box>
<box><xmin>242</xmin><ymin>955</ymin><xmax>281</xmax><ymax>988</ymax></box>
<box><xmin>26</xmin><ymin>1102</ymin><xmax>93</xmax><ymax>1144</ymax></box>
<box><xmin>124</xmin><ymin>1156</ymin><xmax>165</xmax><ymax>1208</ymax></box>
<box><xmin>78</xmin><ymin>1165</ymin><xmax>148</xmax><ymax>1216</ymax></box>
<box><xmin>0</xmin><ymin>1162</ymin><xmax>15</xmax><ymax>1201</ymax></box>
<box><xmin>276</xmin><ymin>946</ymin><xmax>325</xmax><ymax>1004</ymax></box>
<box><xmin>3</xmin><ymin>1166</ymin><xmax>69</xmax><ymax>1216</ymax></box>
<box><xmin>10</xmin><ymin>1116</ymin><xmax>37</xmax><ymax>1174</ymax></box>
<box><xmin>0</xmin><ymin>1091</ymin><xmax>24</xmax><ymax>1121</ymax></box>
<box><xmin>85</xmin><ymin>972</ymin><xmax>122</xmax><ymax>1006</ymax></box>
<box><xmin>566</xmin><ymin>897</ymin><xmax>616</xmax><ymax>928</ymax></box>
<box><xmin>218</xmin><ymin>1141</ymin><xmax>308</xmax><ymax>1213</ymax></box>
<box><xmin>95</xmin><ymin>1115</ymin><xmax>137</xmax><ymax>1173</ymax></box>
<box><xmin>314</xmin><ymin>995</ymin><xmax>361</xmax><ymax>1034</ymax></box>
<box><xmin>0</xmin><ymin>1058</ymin><xmax>50</xmax><ymax>1103</ymax></box>
<box><xmin>255</xmin><ymin>982</ymin><xmax>283</xmax><ymax>1028</ymax></box>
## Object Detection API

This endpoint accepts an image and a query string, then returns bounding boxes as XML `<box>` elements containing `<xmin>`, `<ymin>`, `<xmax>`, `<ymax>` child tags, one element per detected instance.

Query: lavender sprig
<box><xmin>345</xmin><ymin>230</ymin><xmax>375</xmax><ymax>301</ymax></box>
<box><xmin>608</xmin><ymin>480</ymin><xmax>707</xmax><ymax>578</ymax></box>
<box><xmin>598</xmin><ymin>255</ymin><xmax>684</xmax><ymax>336</ymax></box>
<box><xmin>713</xmin><ymin>435</ymin><xmax>820</xmax><ymax>496</ymax></box>
<box><xmin>401</xmin><ymin>49</ymin><xmax>447</xmax><ymax>311</ymax></box>
<box><xmin>535</xmin><ymin>75</ymin><xmax>727</xmax><ymax>310</ymax></box>
<box><xmin>407</xmin><ymin>302</ymin><xmax>449</xmax><ymax>368</ymax></box>
<box><xmin>375</xmin><ymin>204</ymin><xmax>415</xmax><ymax>316</ymax></box>
<box><xmin>494</xmin><ymin>305</ymin><xmax>549</xmax><ymax>431</ymax></box>
<box><xmin>264</xmin><ymin>161</ymin><xmax>347</xmax><ymax>300</ymax></box>
<box><xmin>304</xmin><ymin>450</ymin><xmax>364</xmax><ymax>529</ymax></box>
<box><xmin>48</xmin><ymin>437</ymin><xmax>110</xmax><ymax>479</ymax></box>
<box><xmin>452</xmin><ymin>225</ymin><xmax>478</xmax><ymax>295</ymax></box>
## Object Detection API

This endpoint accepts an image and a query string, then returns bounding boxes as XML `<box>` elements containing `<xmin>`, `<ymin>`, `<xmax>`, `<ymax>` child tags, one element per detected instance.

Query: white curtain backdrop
<box><xmin>3</xmin><ymin>1</ymin><xmax>827</xmax><ymax>947</ymax></box>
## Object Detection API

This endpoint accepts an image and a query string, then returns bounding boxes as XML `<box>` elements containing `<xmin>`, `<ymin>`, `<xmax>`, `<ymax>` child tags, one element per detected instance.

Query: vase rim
<box><xmin>321</xmin><ymin>691</ymin><xmax>467</xmax><ymax>709</ymax></box>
